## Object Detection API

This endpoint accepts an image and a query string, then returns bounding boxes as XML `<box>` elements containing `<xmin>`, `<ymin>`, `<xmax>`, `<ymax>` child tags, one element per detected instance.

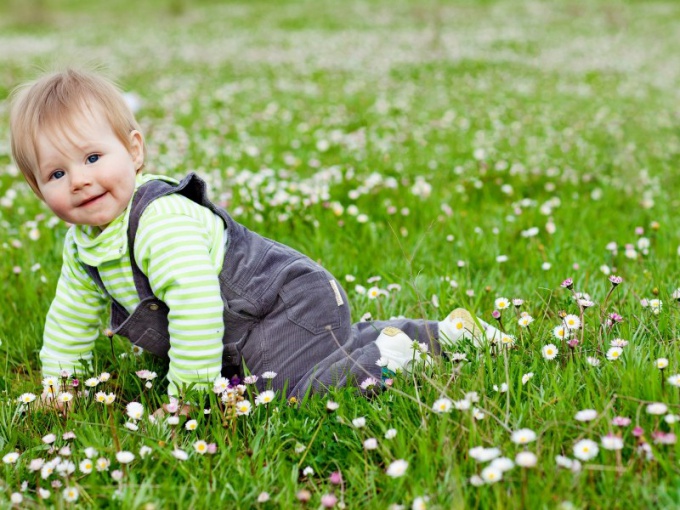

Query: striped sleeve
<box><xmin>41</xmin><ymin>231</ymin><xmax>108</xmax><ymax>378</ymax></box>
<box><xmin>135</xmin><ymin>203</ymin><xmax>224</xmax><ymax>397</ymax></box>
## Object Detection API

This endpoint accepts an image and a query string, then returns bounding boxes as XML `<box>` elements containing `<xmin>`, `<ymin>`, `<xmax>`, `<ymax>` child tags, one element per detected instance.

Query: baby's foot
<box><xmin>438</xmin><ymin>308</ymin><xmax>481</xmax><ymax>347</ymax></box>
<box><xmin>375</xmin><ymin>326</ymin><xmax>425</xmax><ymax>372</ymax></box>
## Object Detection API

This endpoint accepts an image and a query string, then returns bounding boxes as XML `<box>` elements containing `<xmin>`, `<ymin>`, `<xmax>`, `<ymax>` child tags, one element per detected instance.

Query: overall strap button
<box><xmin>148</xmin><ymin>303</ymin><xmax>160</xmax><ymax>311</ymax></box>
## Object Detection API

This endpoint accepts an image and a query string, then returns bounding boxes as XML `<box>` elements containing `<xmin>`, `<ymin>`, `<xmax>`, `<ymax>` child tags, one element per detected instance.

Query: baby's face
<box><xmin>35</xmin><ymin>108</ymin><xmax>143</xmax><ymax>229</ymax></box>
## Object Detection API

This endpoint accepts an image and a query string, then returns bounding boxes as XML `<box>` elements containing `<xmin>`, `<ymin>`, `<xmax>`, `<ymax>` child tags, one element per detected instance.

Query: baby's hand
<box><xmin>152</xmin><ymin>403</ymin><xmax>191</xmax><ymax>418</ymax></box>
<box><xmin>32</xmin><ymin>392</ymin><xmax>68</xmax><ymax>414</ymax></box>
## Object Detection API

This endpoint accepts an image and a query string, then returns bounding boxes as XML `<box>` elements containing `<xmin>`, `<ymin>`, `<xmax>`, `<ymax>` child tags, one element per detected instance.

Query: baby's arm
<box><xmin>135</xmin><ymin>207</ymin><xmax>224</xmax><ymax>398</ymax></box>
<box><xmin>41</xmin><ymin>232</ymin><xmax>108</xmax><ymax>379</ymax></box>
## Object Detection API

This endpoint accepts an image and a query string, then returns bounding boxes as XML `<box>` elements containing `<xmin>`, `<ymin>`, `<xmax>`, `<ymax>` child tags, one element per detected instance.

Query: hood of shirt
<box><xmin>72</xmin><ymin>173</ymin><xmax>178</xmax><ymax>267</ymax></box>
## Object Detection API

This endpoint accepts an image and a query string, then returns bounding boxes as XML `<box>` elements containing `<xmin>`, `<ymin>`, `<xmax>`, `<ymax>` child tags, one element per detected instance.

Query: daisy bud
<box><xmin>561</xmin><ymin>278</ymin><xmax>574</xmax><ymax>290</ymax></box>
<box><xmin>608</xmin><ymin>275</ymin><xmax>623</xmax><ymax>286</ymax></box>
<box><xmin>296</xmin><ymin>490</ymin><xmax>312</xmax><ymax>503</ymax></box>
<box><xmin>515</xmin><ymin>451</ymin><xmax>537</xmax><ymax>468</ymax></box>
<box><xmin>321</xmin><ymin>494</ymin><xmax>338</xmax><ymax>508</ymax></box>
<box><xmin>329</xmin><ymin>471</ymin><xmax>343</xmax><ymax>485</ymax></box>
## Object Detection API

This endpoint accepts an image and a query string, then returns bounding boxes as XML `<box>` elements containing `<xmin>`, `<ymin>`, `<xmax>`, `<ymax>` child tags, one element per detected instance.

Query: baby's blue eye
<box><xmin>87</xmin><ymin>154</ymin><xmax>99</xmax><ymax>164</ymax></box>
<box><xmin>51</xmin><ymin>170</ymin><xmax>65</xmax><ymax>180</ymax></box>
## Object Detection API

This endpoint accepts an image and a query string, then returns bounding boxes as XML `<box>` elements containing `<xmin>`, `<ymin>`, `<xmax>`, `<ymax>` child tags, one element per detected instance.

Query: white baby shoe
<box><xmin>438</xmin><ymin>308</ymin><xmax>504</xmax><ymax>348</ymax></box>
<box><xmin>375</xmin><ymin>326</ymin><xmax>419</xmax><ymax>372</ymax></box>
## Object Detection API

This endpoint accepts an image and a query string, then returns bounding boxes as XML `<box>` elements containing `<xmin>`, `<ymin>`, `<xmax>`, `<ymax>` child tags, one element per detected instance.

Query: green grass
<box><xmin>2</xmin><ymin>0</ymin><xmax>680</xmax><ymax>508</ymax></box>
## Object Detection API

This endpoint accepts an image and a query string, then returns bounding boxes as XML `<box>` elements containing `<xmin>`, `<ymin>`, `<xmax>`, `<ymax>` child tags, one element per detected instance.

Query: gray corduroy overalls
<box><xmin>83</xmin><ymin>173</ymin><xmax>441</xmax><ymax>397</ymax></box>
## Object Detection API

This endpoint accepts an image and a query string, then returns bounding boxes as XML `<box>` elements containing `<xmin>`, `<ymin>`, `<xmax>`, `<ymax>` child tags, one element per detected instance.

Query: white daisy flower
<box><xmin>236</xmin><ymin>401</ymin><xmax>252</xmax><ymax>416</ymax></box>
<box><xmin>469</xmin><ymin>447</ymin><xmax>501</xmax><ymax>462</ymax></box>
<box><xmin>542</xmin><ymin>344</ymin><xmax>558</xmax><ymax>360</ymax></box>
<box><xmin>667</xmin><ymin>374</ymin><xmax>680</xmax><ymax>387</ymax></box>
<box><xmin>432</xmin><ymin>398</ymin><xmax>453</xmax><ymax>414</ymax></box>
<box><xmin>563</xmin><ymin>314</ymin><xmax>580</xmax><ymax>330</ymax></box>
<box><xmin>606</xmin><ymin>347</ymin><xmax>623</xmax><ymax>361</ymax></box>
<box><xmin>126</xmin><ymin>402</ymin><xmax>144</xmax><ymax>420</ymax></box>
<box><xmin>480</xmin><ymin>465</ymin><xmax>503</xmax><ymax>483</ymax></box>
<box><xmin>494</xmin><ymin>297</ymin><xmax>510</xmax><ymax>310</ymax></box>
<box><xmin>363</xmin><ymin>438</ymin><xmax>378</xmax><ymax>450</ymax></box>
<box><xmin>115</xmin><ymin>451</ymin><xmax>135</xmax><ymax>464</ymax></box>
<box><xmin>553</xmin><ymin>326</ymin><xmax>568</xmax><ymax>340</ymax></box>
<box><xmin>3</xmin><ymin>452</ymin><xmax>19</xmax><ymax>464</ymax></box>
<box><xmin>62</xmin><ymin>487</ymin><xmax>79</xmax><ymax>503</ymax></box>
<box><xmin>454</xmin><ymin>399</ymin><xmax>471</xmax><ymax>411</ymax></box>
<box><xmin>586</xmin><ymin>356</ymin><xmax>601</xmax><ymax>367</ymax></box>
<box><xmin>573</xmin><ymin>439</ymin><xmax>598</xmax><ymax>461</ymax></box>
<box><xmin>511</xmin><ymin>429</ymin><xmax>537</xmax><ymax>445</ymax></box>
<box><xmin>515</xmin><ymin>451</ymin><xmax>537</xmax><ymax>468</ymax></box>
<box><xmin>646</xmin><ymin>403</ymin><xmax>668</xmax><ymax>415</ymax></box>
<box><xmin>518</xmin><ymin>315</ymin><xmax>534</xmax><ymax>328</ymax></box>
<box><xmin>17</xmin><ymin>393</ymin><xmax>37</xmax><ymax>404</ymax></box>
<box><xmin>79</xmin><ymin>459</ymin><xmax>93</xmax><ymax>474</ymax></box>
<box><xmin>193</xmin><ymin>441</ymin><xmax>208</xmax><ymax>455</ymax></box>
<box><xmin>500</xmin><ymin>334</ymin><xmax>515</xmax><ymax>347</ymax></box>
<box><xmin>490</xmin><ymin>457</ymin><xmax>514</xmax><ymax>472</ymax></box>
<box><xmin>95</xmin><ymin>458</ymin><xmax>110</xmax><ymax>471</ymax></box>
<box><xmin>255</xmin><ymin>390</ymin><xmax>276</xmax><ymax>406</ymax></box>
<box><xmin>385</xmin><ymin>459</ymin><xmax>408</xmax><ymax>478</ymax></box>
<box><xmin>574</xmin><ymin>409</ymin><xmax>597</xmax><ymax>422</ymax></box>
<box><xmin>601</xmin><ymin>435</ymin><xmax>624</xmax><ymax>450</ymax></box>
<box><xmin>172</xmin><ymin>449</ymin><xmax>188</xmax><ymax>461</ymax></box>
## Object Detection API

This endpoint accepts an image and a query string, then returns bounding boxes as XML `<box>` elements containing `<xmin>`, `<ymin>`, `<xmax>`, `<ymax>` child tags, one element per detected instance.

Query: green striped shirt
<box><xmin>41</xmin><ymin>174</ymin><xmax>227</xmax><ymax>397</ymax></box>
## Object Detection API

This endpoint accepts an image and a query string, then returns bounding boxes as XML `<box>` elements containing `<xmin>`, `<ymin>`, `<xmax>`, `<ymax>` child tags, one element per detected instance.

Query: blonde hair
<box><xmin>9</xmin><ymin>68</ymin><xmax>144</xmax><ymax>198</ymax></box>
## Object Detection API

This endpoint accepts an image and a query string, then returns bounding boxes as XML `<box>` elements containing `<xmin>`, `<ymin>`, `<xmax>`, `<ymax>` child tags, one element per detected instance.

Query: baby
<box><xmin>9</xmin><ymin>68</ymin><xmax>502</xmax><ymax>401</ymax></box>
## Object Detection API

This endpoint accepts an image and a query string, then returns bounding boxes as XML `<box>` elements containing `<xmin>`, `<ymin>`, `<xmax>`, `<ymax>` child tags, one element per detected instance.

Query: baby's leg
<box><xmin>290</xmin><ymin>312</ymin><xmax>499</xmax><ymax>396</ymax></box>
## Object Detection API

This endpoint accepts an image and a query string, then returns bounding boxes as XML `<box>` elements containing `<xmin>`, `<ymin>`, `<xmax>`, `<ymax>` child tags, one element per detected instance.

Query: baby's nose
<box><xmin>71</xmin><ymin>168</ymin><xmax>92</xmax><ymax>190</ymax></box>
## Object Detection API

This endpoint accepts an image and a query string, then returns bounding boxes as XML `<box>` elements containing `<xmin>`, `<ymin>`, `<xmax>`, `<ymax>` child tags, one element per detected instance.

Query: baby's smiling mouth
<box><xmin>79</xmin><ymin>192</ymin><xmax>106</xmax><ymax>207</ymax></box>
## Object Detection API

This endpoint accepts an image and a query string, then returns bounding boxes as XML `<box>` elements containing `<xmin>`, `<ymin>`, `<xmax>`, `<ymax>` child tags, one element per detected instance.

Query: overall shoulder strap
<box><xmin>81</xmin><ymin>262</ymin><xmax>108</xmax><ymax>295</ymax></box>
<box><xmin>127</xmin><ymin>173</ymin><xmax>231</xmax><ymax>299</ymax></box>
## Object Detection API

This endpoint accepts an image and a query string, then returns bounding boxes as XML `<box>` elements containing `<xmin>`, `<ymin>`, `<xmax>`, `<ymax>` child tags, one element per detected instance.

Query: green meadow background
<box><xmin>2</xmin><ymin>0</ymin><xmax>680</xmax><ymax>508</ymax></box>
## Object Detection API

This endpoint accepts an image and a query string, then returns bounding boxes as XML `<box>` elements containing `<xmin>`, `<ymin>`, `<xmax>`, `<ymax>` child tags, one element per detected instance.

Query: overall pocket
<box><xmin>133</xmin><ymin>328</ymin><xmax>171</xmax><ymax>358</ymax></box>
<box><xmin>279</xmin><ymin>270</ymin><xmax>342</xmax><ymax>335</ymax></box>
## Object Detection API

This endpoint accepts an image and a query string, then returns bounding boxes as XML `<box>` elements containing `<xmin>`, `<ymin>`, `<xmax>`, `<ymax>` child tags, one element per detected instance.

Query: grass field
<box><xmin>2</xmin><ymin>0</ymin><xmax>680</xmax><ymax>508</ymax></box>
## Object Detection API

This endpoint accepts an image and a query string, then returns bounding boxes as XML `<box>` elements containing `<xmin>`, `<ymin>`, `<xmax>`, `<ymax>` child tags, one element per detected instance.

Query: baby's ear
<box><xmin>129</xmin><ymin>130</ymin><xmax>144</xmax><ymax>170</ymax></box>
